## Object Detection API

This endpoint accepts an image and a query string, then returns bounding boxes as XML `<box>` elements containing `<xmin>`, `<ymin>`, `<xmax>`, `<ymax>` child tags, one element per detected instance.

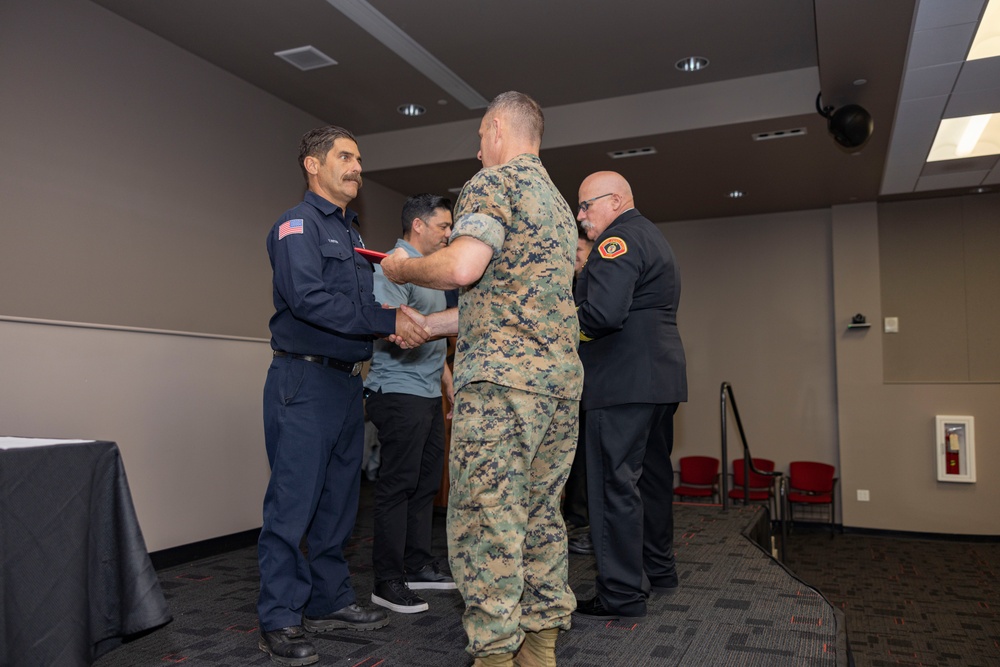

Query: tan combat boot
<box><xmin>513</xmin><ymin>628</ymin><xmax>558</xmax><ymax>667</ymax></box>
<box><xmin>473</xmin><ymin>652</ymin><xmax>515</xmax><ymax>667</ymax></box>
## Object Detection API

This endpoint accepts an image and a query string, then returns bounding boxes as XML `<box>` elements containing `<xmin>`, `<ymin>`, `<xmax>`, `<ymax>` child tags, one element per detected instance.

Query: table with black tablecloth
<box><xmin>0</xmin><ymin>437</ymin><xmax>171</xmax><ymax>666</ymax></box>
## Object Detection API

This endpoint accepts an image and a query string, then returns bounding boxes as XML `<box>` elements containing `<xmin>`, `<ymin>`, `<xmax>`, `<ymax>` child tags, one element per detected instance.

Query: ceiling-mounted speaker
<box><xmin>816</xmin><ymin>93</ymin><xmax>873</xmax><ymax>149</ymax></box>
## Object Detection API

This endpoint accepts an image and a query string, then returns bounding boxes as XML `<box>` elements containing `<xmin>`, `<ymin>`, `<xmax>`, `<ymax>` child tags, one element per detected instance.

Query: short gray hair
<box><xmin>486</xmin><ymin>91</ymin><xmax>544</xmax><ymax>144</ymax></box>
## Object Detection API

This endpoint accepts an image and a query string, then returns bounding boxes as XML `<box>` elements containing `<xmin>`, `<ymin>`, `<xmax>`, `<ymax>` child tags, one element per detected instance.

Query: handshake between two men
<box><xmin>382</xmin><ymin>245</ymin><xmax>462</xmax><ymax>350</ymax></box>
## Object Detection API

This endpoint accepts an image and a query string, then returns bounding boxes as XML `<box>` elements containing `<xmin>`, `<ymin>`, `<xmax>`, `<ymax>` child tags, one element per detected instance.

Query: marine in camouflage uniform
<box><xmin>378</xmin><ymin>92</ymin><xmax>583</xmax><ymax>663</ymax></box>
<box><xmin>448</xmin><ymin>151</ymin><xmax>583</xmax><ymax>657</ymax></box>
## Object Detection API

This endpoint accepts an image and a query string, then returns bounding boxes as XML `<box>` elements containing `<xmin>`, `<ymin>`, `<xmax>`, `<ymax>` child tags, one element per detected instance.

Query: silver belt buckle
<box><xmin>350</xmin><ymin>361</ymin><xmax>363</xmax><ymax>376</ymax></box>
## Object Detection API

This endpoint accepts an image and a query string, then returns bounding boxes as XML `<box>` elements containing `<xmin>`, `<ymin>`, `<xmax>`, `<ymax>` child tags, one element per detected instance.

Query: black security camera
<box><xmin>817</xmin><ymin>93</ymin><xmax>873</xmax><ymax>149</ymax></box>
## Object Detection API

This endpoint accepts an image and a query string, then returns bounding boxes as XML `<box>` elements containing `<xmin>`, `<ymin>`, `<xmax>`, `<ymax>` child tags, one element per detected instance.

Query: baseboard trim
<box><xmin>150</xmin><ymin>528</ymin><xmax>261</xmax><ymax>570</ymax></box>
<box><xmin>147</xmin><ymin>521</ymin><xmax>998</xmax><ymax>571</ymax></box>
<box><xmin>840</xmin><ymin>525</ymin><xmax>1000</xmax><ymax>542</ymax></box>
<box><xmin>785</xmin><ymin>521</ymin><xmax>999</xmax><ymax>542</ymax></box>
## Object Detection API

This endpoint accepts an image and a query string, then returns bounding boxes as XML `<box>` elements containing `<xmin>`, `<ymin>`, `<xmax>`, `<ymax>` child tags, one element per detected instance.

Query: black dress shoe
<box><xmin>650</xmin><ymin>574</ymin><xmax>679</xmax><ymax>595</ymax></box>
<box><xmin>303</xmin><ymin>603</ymin><xmax>389</xmax><ymax>632</ymax></box>
<box><xmin>572</xmin><ymin>596</ymin><xmax>619</xmax><ymax>620</ymax></box>
<box><xmin>258</xmin><ymin>626</ymin><xmax>318</xmax><ymax>666</ymax></box>
<box><xmin>651</xmin><ymin>583</ymin><xmax>679</xmax><ymax>595</ymax></box>
<box><xmin>568</xmin><ymin>532</ymin><xmax>594</xmax><ymax>555</ymax></box>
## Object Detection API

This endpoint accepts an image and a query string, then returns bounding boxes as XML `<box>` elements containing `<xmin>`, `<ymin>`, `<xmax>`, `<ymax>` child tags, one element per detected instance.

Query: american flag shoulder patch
<box><xmin>278</xmin><ymin>219</ymin><xmax>304</xmax><ymax>240</ymax></box>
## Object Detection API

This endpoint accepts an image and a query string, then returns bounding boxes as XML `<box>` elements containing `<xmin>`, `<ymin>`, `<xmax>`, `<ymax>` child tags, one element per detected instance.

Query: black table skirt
<box><xmin>1</xmin><ymin>440</ymin><xmax>172</xmax><ymax>666</ymax></box>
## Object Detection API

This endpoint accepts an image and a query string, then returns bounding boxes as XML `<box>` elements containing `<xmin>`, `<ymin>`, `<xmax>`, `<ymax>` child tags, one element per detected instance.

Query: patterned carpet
<box><xmin>783</xmin><ymin>528</ymin><xmax>1000</xmax><ymax>667</ymax></box>
<box><xmin>93</xmin><ymin>485</ymin><xmax>845</xmax><ymax>667</ymax></box>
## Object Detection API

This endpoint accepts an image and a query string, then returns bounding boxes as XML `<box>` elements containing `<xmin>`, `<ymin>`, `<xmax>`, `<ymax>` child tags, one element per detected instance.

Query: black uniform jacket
<box><xmin>576</xmin><ymin>208</ymin><xmax>687</xmax><ymax>411</ymax></box>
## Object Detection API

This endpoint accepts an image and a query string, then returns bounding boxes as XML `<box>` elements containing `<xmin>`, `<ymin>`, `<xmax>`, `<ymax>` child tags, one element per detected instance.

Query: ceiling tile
<box><xmin>901</xmin><ymin>62</ymin><xmax>962</xmax><ymax>99</ymax></box>
<box><xmin>914</xmin><ymin>0</ymin><xmax>985</xmax><ymax>30</ymax></box>
<box><xmin>944</xmin><ymin>87</ymin><xmax>1000</xmax><ymax>116</ymax></box>
<box><xmin>952</xmin><ymin>55</ymin><xmax>1000</xmax><ymax>91</ymax></box>
<box><xmin>908</xmin><ymin>23</ymin><xmax>979</xmax><ymax>69</ymax></box>
<box><xmin>916</xmin><ymin>170</ymin><xmax>991</xmax><ymax>189</ymax></box>
<box><xmin>882</xmin><ymin>95</ymin><xmax>950</xmax><ymax>193</ymax></box>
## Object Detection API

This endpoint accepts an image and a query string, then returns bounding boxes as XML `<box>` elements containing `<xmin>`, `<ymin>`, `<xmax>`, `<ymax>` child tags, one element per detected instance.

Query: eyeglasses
<box><xmin>578</xmin><ymin>193</ymin><xmax>613</xmax><ymax>212</ymax></box>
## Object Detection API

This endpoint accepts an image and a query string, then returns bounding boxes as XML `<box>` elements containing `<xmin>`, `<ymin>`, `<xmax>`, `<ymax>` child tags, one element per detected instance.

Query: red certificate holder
<box><xmin>355</xmin><ymin>248</ymin><xmax>388</xmax><ymax>263</ymax></box>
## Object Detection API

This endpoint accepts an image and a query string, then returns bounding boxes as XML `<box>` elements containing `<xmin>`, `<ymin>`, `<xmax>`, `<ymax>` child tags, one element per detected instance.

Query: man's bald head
<box><xmin>576</xmin><ymin>171</ymin><xmax>636</xmax><ymax>240</ymax></box>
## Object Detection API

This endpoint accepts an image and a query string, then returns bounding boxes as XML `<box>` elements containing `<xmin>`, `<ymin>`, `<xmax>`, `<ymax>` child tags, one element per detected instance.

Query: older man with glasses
<box><xmin>572</xmin><ymin>171</ymin><xmax>688</xmax><ymax>622</ymax></box>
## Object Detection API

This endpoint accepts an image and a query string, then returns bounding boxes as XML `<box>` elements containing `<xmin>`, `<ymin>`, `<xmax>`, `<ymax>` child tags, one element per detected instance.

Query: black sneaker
<box><xmin>372</xmin><ymin>579</ymin><xmax>429</xmax><ymax>613</ymax></box>
<box><xmin>258</xmin><ymin>626</ymin><xmax>318</xmax><ymax>666</ymax></box>
<box><xmin>405</xmin><ymin>560</ymin><xmax>457</xmax><ymax>590</ymax></box>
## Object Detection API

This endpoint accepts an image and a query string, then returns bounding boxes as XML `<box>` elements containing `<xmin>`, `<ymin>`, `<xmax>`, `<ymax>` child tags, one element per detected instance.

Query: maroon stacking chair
<box><xmin>787</xmin><ymin>461</ymin><xmax>838</xmax><ymax>535</ymax></box>
<box><xmin>673</xmin><ymin>456</ymin><xmax>720</xmax><ymax>504</ymax></box>
<box><xmin>728</xmin><ymin>457</ymin><xmax>777</xmax><ymax>516</ymax></box>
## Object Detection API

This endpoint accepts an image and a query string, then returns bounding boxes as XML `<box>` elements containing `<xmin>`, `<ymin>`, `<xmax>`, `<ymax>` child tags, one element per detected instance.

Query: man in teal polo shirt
<box><xmin>365</xmin><ymin>194</ymin><xmax>457</xmax><ymax>614</ymax></box>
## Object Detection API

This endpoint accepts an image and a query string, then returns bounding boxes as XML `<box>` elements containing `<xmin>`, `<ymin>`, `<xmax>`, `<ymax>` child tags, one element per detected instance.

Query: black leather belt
<box><xmin>273</xmin><ymin>350</ymin><xmax>363</xmax><ymax>376</ymax></box>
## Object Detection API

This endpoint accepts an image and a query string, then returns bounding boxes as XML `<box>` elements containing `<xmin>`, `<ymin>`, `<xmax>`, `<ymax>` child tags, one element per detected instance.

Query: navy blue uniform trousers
<box><xmin>258</xmin><ymin>355</ymin><xmax>365</xmax><ymax>631</ymax></box>
<box><xmin>586</xmin><ymin>402</ymin><xmax>678</xmax><ymax>617</ymax></box>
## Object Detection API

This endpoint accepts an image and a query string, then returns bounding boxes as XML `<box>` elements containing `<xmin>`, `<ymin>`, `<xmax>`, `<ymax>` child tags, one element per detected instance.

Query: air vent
<box><xmin>274</xmin><ymin>46</ymin><xmax>338</xmax><ymax>71</ymax></box>
<box><xmin>608</xmin><ymin>146</ymin><xmax>657</xmax><ymax>159</ymax></box>
<box><xmin>752</xmin><ymin>127</ymin><xmax>807</xmax><ymax>141</ymax></box>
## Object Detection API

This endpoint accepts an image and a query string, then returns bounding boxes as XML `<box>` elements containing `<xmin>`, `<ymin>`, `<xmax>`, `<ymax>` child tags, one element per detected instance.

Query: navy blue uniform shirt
<box><xmin>267</xmin><ymin>190</ymin><xmax>395</xmax><ymax>361</ymax></box>
<box><xmin>576</xmin><ymin>208</ymin><xmax>687</xmax><ymax>410</ymax></box>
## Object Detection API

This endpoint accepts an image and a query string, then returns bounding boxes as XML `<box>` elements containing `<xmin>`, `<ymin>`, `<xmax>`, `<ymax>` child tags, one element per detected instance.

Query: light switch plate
<box><xmin>884</xmin><ymin>317</ymin><xmax>899</xmax><ymax>333</ymax></box>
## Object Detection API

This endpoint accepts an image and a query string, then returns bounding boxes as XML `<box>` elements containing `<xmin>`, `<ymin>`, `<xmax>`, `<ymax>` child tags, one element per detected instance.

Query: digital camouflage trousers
<box><xmin>447</xmin><ymin>381</ymin><xmax>580</xmax><ymax>657</ymax></box>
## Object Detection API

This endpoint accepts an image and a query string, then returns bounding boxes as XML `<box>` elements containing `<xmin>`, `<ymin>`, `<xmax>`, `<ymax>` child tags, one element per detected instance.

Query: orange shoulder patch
<box><xmin>598</xmin><ymin>236</ymin><xmax>628</xmax><ymax>259</ymax></box>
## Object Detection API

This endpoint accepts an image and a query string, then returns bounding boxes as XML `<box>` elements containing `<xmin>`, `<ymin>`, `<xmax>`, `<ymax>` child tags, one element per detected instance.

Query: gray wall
<box><xmin>664</xmin><ymin>209</ymin><xmax>840</xmax><ymax>485</ymax></box>
<box><xmin>2</xmin><ymin>0</ymin><xmax>996</xmax><ymax>553</ymax></box>
<box><xmin>1</xmin><ymin>0</ymin><xmax>304</xmax><ymax>550</ymax></box>
<box><xmin>0</xmin><ymin>0</ymin><xmax>405</xmax><ymax>337</ymax></box>
<box><xmin>665</xmin><ymin>203</ymin><xmax>998</xmax><ymax>536</ymax></box>
<box><xmin>0</xmin><ymin>0</ymin><xmax>409</xmax><ymax>551</ymax></box>
<box><xmin>879</xmin><ymin>194</ymin><xmax>1000</xmax><ymax>382</ymax></box>
<box><xmin>831</xmin><ymin>204</ymin><xmax>998</xmax><ymax>534</ymax></box>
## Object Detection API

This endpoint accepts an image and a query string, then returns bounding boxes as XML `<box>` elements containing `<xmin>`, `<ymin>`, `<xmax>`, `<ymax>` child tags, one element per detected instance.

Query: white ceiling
<box><xmin>883</xmin><ymin>0</ymin><xmax>1000</xmax><ymax>195</ymax></box>
<box><xmin>85</xmin><ymin>0</ymin><xmax>1000</xmax><ymax>222</ymax></box>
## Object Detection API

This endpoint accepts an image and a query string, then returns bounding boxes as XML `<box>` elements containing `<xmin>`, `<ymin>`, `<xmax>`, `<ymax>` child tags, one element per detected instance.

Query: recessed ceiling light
<box><xmin>675</xmin><ymin>56</ymin><xmax>709</xmax><ymax>72</ymax></box>
<box><xmin>727</xmin><ymin>190</ymin><xmax>745</xmax><ymax>199</ymax></box>
<box><xmin>397</xmin><ymin>103</ymin><xmax>426</xmax><ymax>117</ymax></box>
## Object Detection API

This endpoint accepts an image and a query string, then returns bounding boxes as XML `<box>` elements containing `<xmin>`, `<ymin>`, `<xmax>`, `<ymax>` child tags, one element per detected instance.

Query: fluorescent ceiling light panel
<box><xmin>325</xmin><ymin>0</ymin><xmax>488</xmax><ymax>109</ymax></box>
<box><xmin>967</xmin><ymin>0</ymin><xmax>1000</xmax><ymax>60</ymax></box>
<box><xmin>956</xmin><ymin>114</ymin><xmax>991</xmax><ymax>155</ymax></box>
<box><xmin>927</xmin><ymin>113</ymin><xmax>1000</xmax><ymax>161</ymax></box>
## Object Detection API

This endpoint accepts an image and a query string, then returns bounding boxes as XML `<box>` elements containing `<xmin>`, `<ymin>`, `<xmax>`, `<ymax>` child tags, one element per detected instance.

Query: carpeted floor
<box><xmin>93</xmin><ymin>483</ymin><xmax>845</xmax><ymax>666</ymax></box>
<box><xmin>782</xmin><ymin>528</ymin><xmax>1000</xmax><ymax>667</ymax></box>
